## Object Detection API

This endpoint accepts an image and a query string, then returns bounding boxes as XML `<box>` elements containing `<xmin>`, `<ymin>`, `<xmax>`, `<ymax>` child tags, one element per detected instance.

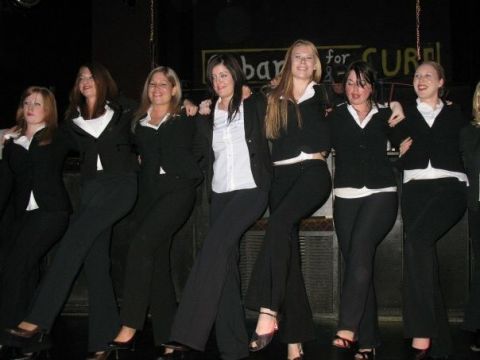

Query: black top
<box><xmin>194</xmin><ymin>92</ymin><xmax>272</xmax><ymax>198</ymax></box>
<box><xmin>460</xmin><ymin>123</ymin><xmax>480</xmax><ymax>210</ymax></box>
<box><xmin>396</xmin><ymin>103</ymin><xmax>467</xmax><ymax>173</ymax></box>
<box><xmin>0</xmin><ymin>128</ymin><xmax>72</xmax><ymax>218</ymax></box>
<box><xmin>65</xmin><ymin>98</ymin><xmax>139</xmax><ymax>181</ymax></box>
<box><xmin>271</xmin><ymin>84</ymin><xmax>330</xmax><ymax>162</ymax></box>
<box><xmin>134</xmin><ymin>112</ymin><xmax>202</xmax><ymax>191</ymax></box>
<box><xmin>330</xmin><ymin>104</ymin><xmax>403</xmax><ymax>189</ymax></box>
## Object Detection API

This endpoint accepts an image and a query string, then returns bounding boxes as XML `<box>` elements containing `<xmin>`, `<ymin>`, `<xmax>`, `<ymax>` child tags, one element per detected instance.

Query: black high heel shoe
<box><xmin>107</xmin><ymin>334</ymin><xmax>136</xmax><ymax>351</ymax></box>
<box><xmin>8</xmin><ymin>348</ymin><xmax>50</xmax><ymax>360</ymax></box>
<box><xmin>470</xmin><ymin>329</ymin><xmax>480</xmax><ymax>352</ymax></box>
<box><xmin>161</xmin><ymin>341</ymin><xmax>190</xmax><ymax>352</ymax></box>
<box><xmin>249</xmin><ymin>312</ymin><xmax>278</xmax><ymax>352</ymax></box>
<box><xmin>85</xmin><ymin>351</ymin><xmax>112</xmax><ymax>360</ymax></box>
<box><xmin>5</xmin><ymin>327</ymin><xmax>47</xmax><ymax>344</ymax></box>
<box><xmin>355</xmin><ymin>348</ymin><xmax>376</xmax><ymax>360</ymax></box>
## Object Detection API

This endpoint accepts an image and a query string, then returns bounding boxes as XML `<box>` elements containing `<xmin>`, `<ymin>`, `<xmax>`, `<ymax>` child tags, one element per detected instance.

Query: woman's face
<box><xmin>290</xmin><ymin>44</ymin><xmax>316</xmax><ymax>81</ymax></box>
<box><xmin>211</xmin><ymin>64</ymin><xmax>234</xmax><ymax>100</ymax></box>
<box><xmin>345</xmin><ymin>70</ymin><xmax>372</xmax><ymax>106</ymax></box>
<box><xmin>78</xmin><ymin>67</ymin><xmax>97</xmax><ymax>99</ymax></box>
<box><xmin>23</xmin><ymin>92</ymin><xmax>46</xmax><ymax>126</ymax></box>
<box><xmin>148</xmin><ymin>71</ymin><xmax>176</xmax><ymax>107</ymax></box>
<box><xmin>413</xmin><ymin>63</ymin><xmax>444</xmax><ymax>102</ymax></box>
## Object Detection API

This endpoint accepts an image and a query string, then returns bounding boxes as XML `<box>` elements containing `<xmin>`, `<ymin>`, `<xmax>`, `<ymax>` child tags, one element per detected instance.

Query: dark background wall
<box><xmin>0</xmin><ymin>0</ymin><xmax>477</xmax><ymax>129</ymax></box>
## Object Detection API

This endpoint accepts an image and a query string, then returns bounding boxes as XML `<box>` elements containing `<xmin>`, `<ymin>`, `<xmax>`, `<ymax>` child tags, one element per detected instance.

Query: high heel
<box><xmin>355</xmin><ymin>348</ymin><xmax>376</xmax><ymax>360</ymax></box>
<box><xmin>5</xmin><ymin>327</ymin><xmax>47</xmax><ymax>344</ymax></box>
<box><xmin>161</xmin><ymin>341</ymin><xmax>190</xmax><ymax>352</ymax></box>
<box><xmin>107</xmin><ymin>333</ymin><xmax>136</xmax><ymax>351</ymax></box>
<box><xmin>85</xmin><ymin>351</ymin><xmax>112</xmax><ymax>360</ymax></box>
<box><xmin>332</xmin><ymin>334</ymin><xmax>357</xmax><ymax>349</ymax></box>
<box><xmin>249</xmin><ymin>311</ymin><xmax>278</xmax><ymax>352</ymax></box>
<box><xmin>412</xmin><ymin>347</ymin><xmax>430</xmax><ymax>360</ymax></box>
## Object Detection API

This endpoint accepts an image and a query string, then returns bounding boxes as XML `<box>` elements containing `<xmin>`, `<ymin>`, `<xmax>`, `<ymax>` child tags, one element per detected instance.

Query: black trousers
<box><xmin>170</xmin><ymin>187</ymin><xmax>268</xmax><ymax>360</ymax></box>
<box><xmin>246</xmin><ymin>160</ymin><xmax>332</xmax><ymax>343</ymax></box>
<box><xmin>0</xmin><ymin>209</ymin><xmax>69</xmax><ymax>345</ymax></box>
<box><xmin>402</xmin><ymin>178</ymin><xmax>466</xmax><ymax>356</ymax></box>
<box><xmin>463</xmin><ymin>205</ymin><xmax>480</xmax><ymax>332</ymax></box>
<box><xmin>24</xmin><ymin>174</ymin><xmax>137</xmax><ymax>352</ymax></box>
<box><xmin>120</xmin><ymin>177</ymin><xmax>197</xmax><ymax>345</ymax></box>
<box><xmin>334</xmin><ymin>192</ymin><xmax>397</xmax><ymax>348</ymax></box>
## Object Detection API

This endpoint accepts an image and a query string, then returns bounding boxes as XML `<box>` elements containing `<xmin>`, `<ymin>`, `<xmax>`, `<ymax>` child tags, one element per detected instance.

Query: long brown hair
<box><xmin>472</xmin><ymin>81</ymin><xmax>480</xmax><ymax>126</ymax></box>
<box><xmin>16</xmin><ymin>86</ymin><xmax>58</xmax><ymax>145</ymax></box>
<box><xmin>265</xmin><ymin>39</ymin><xmax>322</xmax><ymax>139</ymax></box>
<box><xmin>65</xmin><ymin>61</ymin><xmax>118</xmax><ymax>120</ymax></box>
<box><xmin>134</xmin><ymin>66</ymin><xmax>182</xmax><ymax>125</ymax></box>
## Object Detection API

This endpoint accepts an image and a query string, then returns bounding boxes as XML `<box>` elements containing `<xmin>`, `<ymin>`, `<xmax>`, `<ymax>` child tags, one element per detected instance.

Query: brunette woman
<box><xmin>163</xmin><ymin>53</ymin><xmax>271</xmax><ymax>360</ymax></box>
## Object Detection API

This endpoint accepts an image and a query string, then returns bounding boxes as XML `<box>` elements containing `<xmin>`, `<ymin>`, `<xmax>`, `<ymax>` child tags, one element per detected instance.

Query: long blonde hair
<box><xmin>472</xmin><ymin>81</ymin><xmax>480</xmax><ymax>126</ymax></box>
<box><xmin>265</xmin><ymin>39</ymin><xmax>322</xmax><ymax>139</ymax></box>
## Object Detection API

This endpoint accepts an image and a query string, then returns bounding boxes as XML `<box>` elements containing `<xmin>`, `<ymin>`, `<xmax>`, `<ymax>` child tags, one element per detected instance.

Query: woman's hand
<box><xmin>199</xmin><ymin>99</ymin><xmax>212</xmax><ymax>116</ymax></box>
<box><xmin>1</xmin><ymin>126</ymin><xmax>19</xmax><ymax>145</ymax></box>
<box><xmin>399</xmin><ymin>137</ymin><xmax>413</xmax><ymax>157</ymax></box>
<box><xmin>183</xmin><ymin>99</ymin><xmax>198</xmax><ymax>117</ymax></box>
<box><xmin>388</xmin><ymin>101</ymin><xmax>405</xmax><ymax>127</ymax></box>
<box><xmin>242</xmin><ymin>85</ymin><xmax>252</xmax><ymax>100</ymax></box>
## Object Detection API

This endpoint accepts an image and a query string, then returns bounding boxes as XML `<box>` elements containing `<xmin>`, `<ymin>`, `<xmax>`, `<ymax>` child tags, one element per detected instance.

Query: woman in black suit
<box><xmin>460</xmin><ymin>81</ymin><xmax>480</xmax><ymax>352</ymax></box>
<box><xmin>163</xmin><ymin>53</ymin><xmax>271</xmax><ymax>360</ymax></box>
<box><xmin>107</xmin><ymin>66</ymin><xmax>201</xmax><ymax>357</ymax></box>
<box><xmin>6</xmin><ymin>62</ymin><xmax>138</xmax><ymax>360</ymax></box>
<box><xmin>329</xmin><ymin>61</ymin><xmax>404</xmax><ymax>359</ymax></box>
<box><xmin>0</xmin><ymin>87</ymin><xmax>71</xmax><ymax>358</ymax></box>
<box><xmin>245</xmin><ymin>39</ymin><xmax>332</xmax><ymax>360</ymax></box>
<box><xmin>398</xmin><ymin>61</ymin><xmax>468</xmax><ymax>359</ymax></box>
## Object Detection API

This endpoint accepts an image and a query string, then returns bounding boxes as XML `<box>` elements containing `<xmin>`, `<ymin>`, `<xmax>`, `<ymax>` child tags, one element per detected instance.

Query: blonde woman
<box><xmin>245</xmin><ymin>39</ymin><xmax>332</xmax><ymax>360</ymax></box>
<box><xmin>460</xmin><ymin>81</ymin><xmax>480</xmax><ymax>352</ymax></box>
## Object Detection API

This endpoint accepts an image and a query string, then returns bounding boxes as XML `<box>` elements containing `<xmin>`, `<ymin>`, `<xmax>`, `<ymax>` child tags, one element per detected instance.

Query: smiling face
<box><xmin>345</xmin><ymin>70</ymin><xmax>372</xmax><ymax>106</ymax></box>
<box><xmin>78</xmin><ymin>66</ymin><xmax>97</xmax><ymax>100</ymax></box>
<box><xmin>413</xmin><ymin>63</ymin><xmax>444</xmax><ymax>102</ymax></box>
<box><xmin>211</xmin><ymin>64</ymin><xmax>234</xmax><ymax>100</ymax></box>
<box><xmin>148</xmin><ymin>71</ymin><xmax>176</xmax><ymax>107</ymax></box>
<box><xmin>22</xmin><ymin>92</ymin><xmax>46</xmax><ymax>126</ymax></box>
<box><xmin>290</xmin><ymin>44</ymin><xmax>316</xmax><ymax>81</ymax></box>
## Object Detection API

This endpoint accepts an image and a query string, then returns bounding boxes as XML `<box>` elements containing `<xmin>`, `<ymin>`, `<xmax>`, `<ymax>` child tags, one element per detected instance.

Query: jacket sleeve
<box><xmin>0</xmin><ymin>143</ymin><xmax>14</xmax><ymax>218</ymax></box>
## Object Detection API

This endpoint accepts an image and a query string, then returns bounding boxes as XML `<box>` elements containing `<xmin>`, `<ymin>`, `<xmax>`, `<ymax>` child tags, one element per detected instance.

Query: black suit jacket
<box><xmin>0</xmin><ymin>128</ymin><xmax>72</xmax><ymax>218</ymax></box>
<box><xmin>65</xmin><ymin>98</ymin><xmax>139</xmax><ymax>181</ymax></box>
<box><xmin>194</xmin><ymin>92</ymin><xmax>272</xmax><ymax>199</ymax></box>
<box><xmin>134</xmin><ymin>112</ymin><xmax>203</xmax><ymax>191</ymax></box>
<box><xmin>396</xmin><ymin>103</ymin><xmax>467</xmax><ymax>172</ymax></box>
<box><xmin>460</xmin><ymin>123</ymin><xmax>480</xmax><ymax>210</ymax></box>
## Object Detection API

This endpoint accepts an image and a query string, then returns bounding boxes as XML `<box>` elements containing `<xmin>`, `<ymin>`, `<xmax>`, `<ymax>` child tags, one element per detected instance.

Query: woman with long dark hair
<box><xmin>107</xmin><ymin>66</ymin><xmax>202</xmax><ymax>357</ymax></box>
<box><xmin>6</xmin><ymin>62</ymin><xmax>138</xmax><ymax>360</ymax></box>
<box><xmin>163</xmin><ymin>53</ymin><xmax>272</xmax><ymax>360</ymax></box>
<box><xmin>0</xmin><ymin>87</ymin><xmax>71</xmax><ymax>359</ymax></box>
<box><xmin>329</xmin><ymin>61</ymin><xmax>404</xmax><ymax>359</ymax></box>
<box><xmin>399</xmin><ymin>61</ymin><xmax>468</xmax><ymax>359</ymax></box>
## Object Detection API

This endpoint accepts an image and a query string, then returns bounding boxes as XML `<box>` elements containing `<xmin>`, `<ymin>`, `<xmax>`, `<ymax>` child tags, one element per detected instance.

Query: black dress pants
<box><xmin>120</xmin><ymin>177</ymin><xmax>197</xmax><ymax>345</ymax></box>
<box><xmin>246</xmin><ymin>160</ymin><xmax>332</xmax><ymax>343</ymax></box>
<box><xmin>24</xmin><ymin>174</ymin><xmax>137</xmax><ymax>352</ymax></box>
<box><xmin>334</xmin><ymin>192</ymin><xmax>397</xmax><ymax>348</ymax></box>
<box><xmin>463</xmin><ymin>205</ymin><xmax>480</xmax><ymax>332</ymax></box>
<box><xmin>0</xmin><ymin>209</ymin><xmax>69</xmax><ymax>346</ymax></box>
<box><xmin>170</xmin><ymin>187</ymin><xmax>268</xmax><ymax>360</ymax></box>
<box><xmin>402</xmin><ymin>178</ymin><xmax>466</xmax><ymax>357</ymax></box>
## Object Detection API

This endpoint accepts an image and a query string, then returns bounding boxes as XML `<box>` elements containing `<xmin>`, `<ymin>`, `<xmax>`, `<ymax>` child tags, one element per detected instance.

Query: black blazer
<box><xmin>460</xmin><ymin>123</ymin><xmax>480</xmax><ymax>210</ymax></box>
<box><xmin>0</xmin><ymin>128</ymin><xmax>72</xmax><ymax>218</ymax></box>
<box><xmin>194</xmin><ymin>92</ymin><xmax>272</xmax><ymax>199</ymax></box>
<box><xmin>134</xmin><ymin>112</ymin><xmax>203</xmax><ymax>190</ymax></box>
<box><xmin>65</xmin><ymin>98</ymin><xmax>139</xmax><ymax>181</ymax></box>
<box><xmin>396</xmin><ymin>103</ymin><xmax>467</xmax><ymax>172</ymax></box>
<box><xmin>329</xmin><ymin>104</ymin><xmax>402</xmax><ymax>189</ymax></box>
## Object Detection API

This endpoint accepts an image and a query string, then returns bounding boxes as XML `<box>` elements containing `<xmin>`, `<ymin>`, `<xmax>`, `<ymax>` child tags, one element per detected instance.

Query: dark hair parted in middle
<box><xmin>66</xmin><ymin>61</ymin><xmax>119</xmax><ymax>120</ymax></box>
<box><xmin>343</xmin><ymin>60</ymin><xmax>378</xmax><ymax>106</ymax></box>
<box><xmin>206</xmin><ymin>53</ymin><xmax>246</xmax><ymax>122</ymax></box>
